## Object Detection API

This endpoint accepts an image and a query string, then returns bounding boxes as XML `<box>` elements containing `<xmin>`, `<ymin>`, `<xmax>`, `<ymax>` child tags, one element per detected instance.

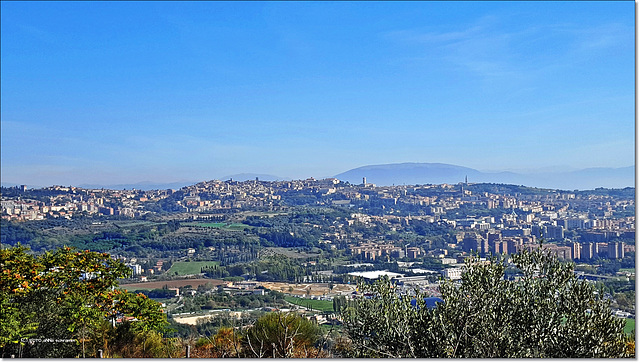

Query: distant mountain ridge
<box><xmin>2</xmin><ymin>164</ymin><xmax>633</xmax><ymax>191</ymax></box>
<box><xmin>334</xmin><ymin>163</ymin><xmax>634</xmax><ymax>190</ymax></box>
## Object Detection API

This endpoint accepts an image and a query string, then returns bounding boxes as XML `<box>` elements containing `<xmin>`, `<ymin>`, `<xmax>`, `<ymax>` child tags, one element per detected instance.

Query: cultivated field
<box><xmin>166</xmin><ymin>261</ymin><xmax>220</xmax><ymax>276</ymax></box>
<box><xmin>284</xmin><ymin>296</ymin><xmax>334</xmax><ymax>312</ymax></box>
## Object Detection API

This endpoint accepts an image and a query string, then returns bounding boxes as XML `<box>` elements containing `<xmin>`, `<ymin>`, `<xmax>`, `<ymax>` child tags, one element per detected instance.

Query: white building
<box><xmin>442</xmin><ymin>267</ymin><xmax>463</xmax><ymax>280</ymax></box>
<box><xmin>128</xmin><ymin>264</ymin><xmax>142</xmax><ymax>275</ymax></box>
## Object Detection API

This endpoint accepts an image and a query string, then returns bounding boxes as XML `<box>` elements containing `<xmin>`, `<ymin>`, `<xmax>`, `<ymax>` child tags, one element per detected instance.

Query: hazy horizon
<box><xmin>0</xmin><ymin>162</ymin><xmax>636</xmax><ymax>189</ymax></box>
<box><xmin>1</xmin><ymin>162</ymin><xmax>634</xmax><ymax>191</ymax></box>
<box><xmin>1</xmin><ymin>2</ymin><xmax>634</xmax><ymax>187</ymax></box>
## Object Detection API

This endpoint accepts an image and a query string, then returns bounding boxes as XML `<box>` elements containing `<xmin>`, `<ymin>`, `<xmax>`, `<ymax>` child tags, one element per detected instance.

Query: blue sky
<box><xmin>1</xmin><ymin>1</ymin><xmax>634</xmax><ymax>186</ymax></box>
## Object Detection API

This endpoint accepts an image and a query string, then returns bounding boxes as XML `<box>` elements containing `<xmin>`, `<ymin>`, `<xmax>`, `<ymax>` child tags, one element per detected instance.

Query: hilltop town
<box><xmin>2</xmin><ymin>177</ymin><xmax>634</xmax><ymax>267</ymax></box>
<box><xmin>1</xmin><ymin>177</ymin><xmax>635</xmax><ymax>357</ymax></box>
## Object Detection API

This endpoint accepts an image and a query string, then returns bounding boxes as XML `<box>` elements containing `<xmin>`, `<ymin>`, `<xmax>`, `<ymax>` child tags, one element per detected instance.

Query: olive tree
<box><xmin>244</xmin><ymin>311</ymin><xmax>323</xmax><ymax>358</ymax></box>
<box><xmin>342</xmin><ymin>247</ymin><xmax>633</xmax><ymax>358</ymax></box>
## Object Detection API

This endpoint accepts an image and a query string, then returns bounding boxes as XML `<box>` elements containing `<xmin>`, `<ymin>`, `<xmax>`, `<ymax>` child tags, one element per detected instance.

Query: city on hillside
<box><xmin>2</xmin><ymin>177</ymin><xmax>634</xmax><ymax>320</ymax></box>
<box><xmin>2</xmin><ymin>0</ymin><xmax>634</xmax><ymax>358</ymax></box>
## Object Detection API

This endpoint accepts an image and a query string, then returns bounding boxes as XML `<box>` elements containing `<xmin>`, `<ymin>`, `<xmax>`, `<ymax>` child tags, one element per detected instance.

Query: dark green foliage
<box><xmin>143</xmin><ymin>190</ymin><xmax>187</xmax><ymax>213</ymax></box>
<box><xmin>408</xmin><ymin>219</ymin><xmax>455</xmax><ymax>237</ymax></box>
<box><xmin>0</xmin><ymin>222</ymin><xmax>39</xmax><ymax>245</ymax></box>
<box><xmin>243</xmin><ymin>216</ymin><xmax>275</xmax><ymax>227</ymax></box>
<box><xmin>342</xmin><ymin>248</ymin><xmax>632</xmax><ymax>358</ymax></box>
<box><xmin>1</xmin><ymin>217</ymin><xmax>263</xmax><ymax>262</ymax></box>
<box><xmin>597</xmin><ymin>259</ymin><xmax>622</xmax><ymax>275</ymax></box>
<box><xmin>278</xmin><ymin>190</ymin><xmax>320</xmax><ymax>206</ymax></box>
<box><xmin>203</xmin><ymin>255</ymin><xmax>310</xmax><ymax>282</ymax></box>
<box><xmin>333</xmin><ymin>295</ymin><xmax>347</xmax><ymax>314</ymax></box>
<box><xmin>258</xmin><ymin>230</ymin><xmax>313</xmax><ymax>247</ymax></box>
<box><xmin>620</xmin><ymin>254</ymin><xmax>635</xmax><ymax>268</ymax></box>
<box><xmin>140</xmin><ymin>288</ymin><xmax>176</xmax><ymax>299</ymax></box>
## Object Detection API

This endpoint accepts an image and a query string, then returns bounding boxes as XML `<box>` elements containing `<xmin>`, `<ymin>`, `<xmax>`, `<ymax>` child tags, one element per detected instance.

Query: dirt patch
<box><xmin>121</xmin><ymin>279</ymin><xmax>357</xmax><ymax>297</ymax></box>
<box><xmin>172</xmin><ymin>315</ymin><xmax>213</xmax><ymax>326</ymax></box>
<box><xmin>260</xmin><ymin>282</ymin><xmax>356</xmax><ymax>297</ymax></box>
<box><xmin>172</xmin><ymin>311</ymin><xmax>244</xmax><ymax>326</ymax></box>
<box><xmin>120</xmin><ymin>278</ymin><xmax>225</xmax><ymax>290</ymax></box>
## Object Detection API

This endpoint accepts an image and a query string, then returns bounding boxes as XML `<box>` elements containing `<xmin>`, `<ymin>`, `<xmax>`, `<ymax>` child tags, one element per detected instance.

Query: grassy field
<box><xmin>225</xmin><ymin>223</ymin><xmax>249</xmax><ymax>230</ymax></box>
<box><xmin>166</xmin><ymin>261</ymin><xmax>220</xmax><ymax>276</ymax></box>
<box><xmin>192</xmin><ymin>222</ymin><xmax>226</xmax><ymax>228</ymax></box>
<box><xmin>624</xmin><ymin>318</ymin><xmax>635</xmax><ymax>334</ymax></box>
<box><xmin>113</xmin><ymin>221</ymin><xmax>161</xmax><ymax>228</ymax></box>
<box><xmin>284</xmin><ymin>295</ymin><xmax>334</xmax><ymax>312</ymax></box>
